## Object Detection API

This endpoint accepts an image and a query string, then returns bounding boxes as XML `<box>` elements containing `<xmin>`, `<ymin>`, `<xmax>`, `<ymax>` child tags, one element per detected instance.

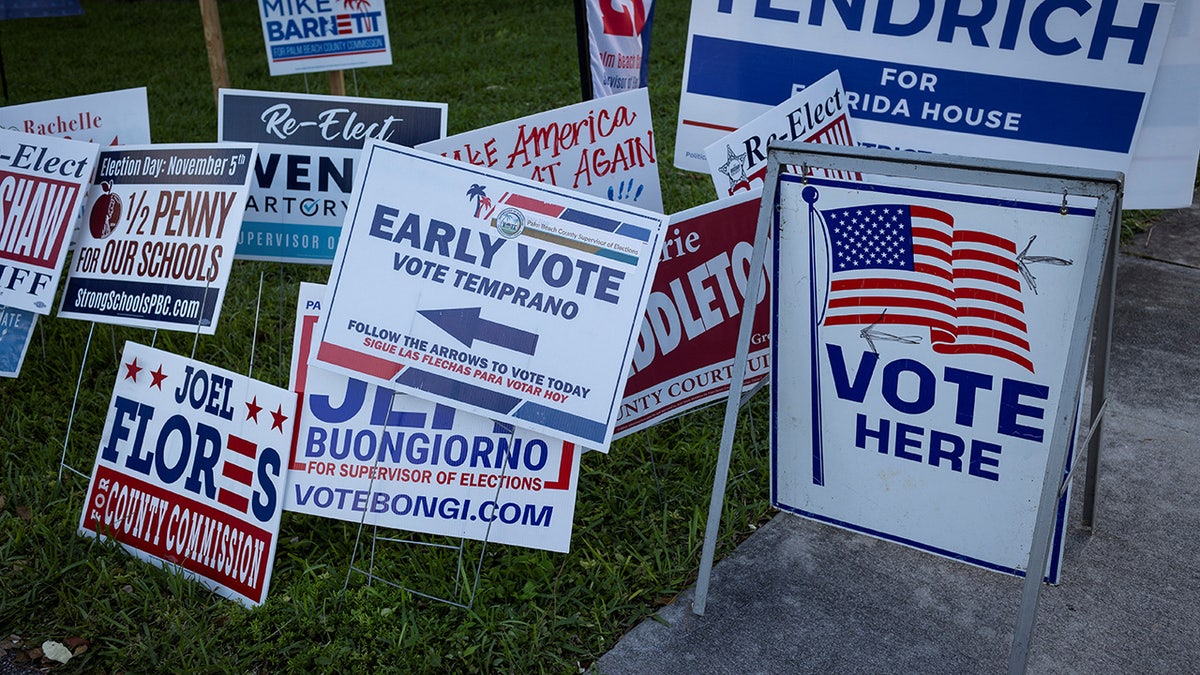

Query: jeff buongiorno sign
<box><xmin>675</xmin><ymin>0</ymin><xmax>1174</xmax><ymax>194</ymax></box>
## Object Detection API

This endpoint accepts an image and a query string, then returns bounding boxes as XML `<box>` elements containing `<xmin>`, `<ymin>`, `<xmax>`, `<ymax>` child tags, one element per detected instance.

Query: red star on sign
<box><xmin>270</xmin><ymin>404</ymin><xmax>289</xmax><ymax>432</ymax></box>
<box><xmin>149</xmin><ymin>365</ymin><xmax>168</xmax><ymax>389</ymax></box>
<box><xmin>245</xmin><ymin>396</ymin><xmax>262</xmax><ymax>422</ymax></box>
<box><xmin>123</xmin><ymin>358</ymin><xmax>142</xmax><ymax>382</ymax></box>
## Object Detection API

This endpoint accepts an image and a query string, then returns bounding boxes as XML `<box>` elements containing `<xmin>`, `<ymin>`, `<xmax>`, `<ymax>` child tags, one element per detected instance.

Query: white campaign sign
<box><xmin>418</xmin><ymin>88</ymin><xmax>663</xmax><ymax>213</ymax></box>
<box><xmin>0</xmin><ymin>87</ymin><xmax>152</xmax><ymax>146</ymax></box>
<box><xmin>286</xmin><ymin>283</ymin><xmax>581</xmax><ymax>552</ymax></box>
<box><xmin>314</xmin><ymin>141</ymin><xmax>667</xmax><ymax>451</ymax></box>
<box><xmin>675</xmin><ymin>0</ymin><xmax>1176</xmax><ymax>202</ymax></box>
<box><xmin>772</xmin><ymin>173</ymin><xmax>1096</xmax><ymax>579</ymax></box>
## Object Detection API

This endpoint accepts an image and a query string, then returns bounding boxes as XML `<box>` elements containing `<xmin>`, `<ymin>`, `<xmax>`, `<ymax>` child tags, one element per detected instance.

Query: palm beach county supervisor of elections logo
<box><xmin>468</xmin><ymin>183</ymin><xmax>525</xmax><ymax>239</ymax></box>
<box><xmin>79</xmin><ymin>343</ymin><xmax>295</xmax><ymax>606</ymax></box>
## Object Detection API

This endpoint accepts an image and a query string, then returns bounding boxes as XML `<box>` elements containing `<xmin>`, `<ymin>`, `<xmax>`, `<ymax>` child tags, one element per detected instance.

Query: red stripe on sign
<box><xmin>226</xmin><ymin>434</ymin><xmax>257</xmax><ymax>459</ymax></box>
<box><xmin>222</xmin><ymin>461</ymin><xmax>253</xmax><ymax>486</ymax></box>
<box><xmin>217</xmin><ymin>489</ymin><xmax>250</xmax><ymax>513</ymax></box>
<box><xmin>543</xmin><ymin>444</ymin><xmax>575</xmax><ymax>491</ymax></box>
<box><xmin>681</xmin><ymin>118</ymin><xmax>739</xmax><ymax>132</ymax></box>
<box><xmin>316</xmin><ymin>341</ymin><xmax>404</xmax><ymax>381</ymax></box>
<box><xmin>502</xmin><ymin>193</ymin><xmax>565</xmax><ymax>217</ymax></box>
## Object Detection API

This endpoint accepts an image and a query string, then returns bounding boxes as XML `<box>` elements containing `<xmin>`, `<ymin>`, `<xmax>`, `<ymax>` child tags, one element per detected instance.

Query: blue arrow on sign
<box><xmin>418</xmin><ymin>307</ymin><xmax>539</xmax><ymax>356</ymax></box>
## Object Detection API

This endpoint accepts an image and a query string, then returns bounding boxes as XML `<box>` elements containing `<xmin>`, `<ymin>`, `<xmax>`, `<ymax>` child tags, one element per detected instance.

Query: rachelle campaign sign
<box><xmin>79</xmin><ymin>342</ymin><xmax>296</xmax><ymax>606</ymax></box>
<box><xmin>772</xmin><ymin>173</ymin><xmax>1097</xmax><ymax>579</ymax></box>
<box><xmin>0</xmin><ymin>128</ymin><xmax>98</xmax><ymax>313</ymax></box>
<box><xmin>615</xmin><ymin>189</ymin><xmax>768</xmax><ymax>438</ymax></box>
<box><xmin>705</xmin><ymin>71</ymin><xmax>858</xmax><ymax>198</ymax></box>
<box><xmin>57</xmin><ymin>144</ymin><xmax>256</xmax><ymax>333</ymax></box>
<box><xmin>219</xmin><ymin>89</ymin><xmax>447</xmax><ymax>263</ymax></box>
<box><xmin>315</xmin><ymin>141</ymin><xmax>667</xmax><ymax>451</ymax></box>
<box><xmin>418</xmin><ymin>88</ymin><xmax>663</xmax><ymax>213</ymax></box>
<box><xmin>0</xmin><ymin>87</ymin><xmax>152</xmax><ymax>146</ymax></box>
<box><xmin>258</xmin><ymin>0</ymin><xmax>391</xmax><ymax>76</ymax></box>
<box><xmin>674</xmin><ymin>0</ymin><xmax>1174</xmax><ymax>189</ymax></box>
<box><xmin>287</xmin><ymin>284</ymin><xmax>581</xmax><ymax>552</ymax></box>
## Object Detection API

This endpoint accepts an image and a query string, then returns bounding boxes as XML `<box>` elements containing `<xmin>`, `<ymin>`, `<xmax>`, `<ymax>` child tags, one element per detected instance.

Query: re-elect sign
<box><xmin>772</xmin><ymin>174</ymin><xmax>1097</xmax><ymax>579</ymax></box>
<box><xmin>675</xmin><ymin>0</ymin><xmax>1175</xmax><ymax>181</ymax></box>
<box><xmin>57</xmin><ymin>144</ymin><xmax>256</xmax><ymax>333</ymax></box>
<box><xmin>314</xmin><ymin>141</ymin><xmax>667</xmax><ymax>451</ymax></box>
<box><xmin>219</xmin><ymin>89</ymin><xmax>447</xmax><ymax>263</ymax></box>
<box><xmin>287</xmin><ymin>284</ymin><xmax>581</xmax><ymax>552</ymax></box>
<box><xmin>79</xmin><ymin>342</ymin><xmax>296</xmax><ymax>606</ymax></box>
<box><xmin>0</xmin><ymin>129</ymin><xmax>98</xmax><ymax>313</ymax></box>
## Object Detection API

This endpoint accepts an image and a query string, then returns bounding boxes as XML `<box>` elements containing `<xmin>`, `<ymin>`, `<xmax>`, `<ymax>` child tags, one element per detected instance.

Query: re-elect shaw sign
<box><xmin>219</xmin><ymin>89</ymin><xmax>447</xmax><ymax>263</ymax></box>
<box><xmin>57</xmin><ymin>144</ymin><xmax>256</xmax><ymax>333</ymax></box>
<box><xmin>287</xmin><ymin>284</ymin><xmax>581</xmax><ymax>552</ymax></box>
<box><xmin>0</xmin><ymin>129</ymin><xmax>98</xmax><ymax>313</ymax></box>
<box><xmin>615</xmin><ymin>189</ymin><xmax>769</xmax><ymax>438</ymax></box>
<box><xmin>418</xmin><ymin>88</ymin><xmax>663</xmax><ymax>213</ymax></box>
<box><xmin>675</xmin><ymin>0</ymin><xmax>1175</xmax><ymax>194</ymax></box>
<box><xmin>258</xmin><ymin>0</ymin><xmax>391</xmax><ymax>75</ymax></box>
<box><xmin>772</xmin><ymin>174</ymin><xmax>1098</xmax><ymax>579</ymax></box>
<box><xmin>315</xmin><ymin>141</ymin><xmax>667</xmax><ymax>451</ymax></box>
<box><xmin>79</xmin><ymin>342</ymin><xmax>296</xmax><ymax>606</ymax></box>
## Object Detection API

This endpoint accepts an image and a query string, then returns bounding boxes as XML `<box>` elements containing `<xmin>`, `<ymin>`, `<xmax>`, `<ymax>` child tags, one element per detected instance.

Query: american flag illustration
<box><xmin>820</xmin><ymin>202</ymin><xmax>1033</xmax><ymax>372</ymax></box>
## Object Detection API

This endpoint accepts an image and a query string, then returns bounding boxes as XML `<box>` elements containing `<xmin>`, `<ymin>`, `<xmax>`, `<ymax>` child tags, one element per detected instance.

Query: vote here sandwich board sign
<box><xmin>313</xmin><ymin>141</ymin><xmax>667</xmax><ymax>452</ymax></box>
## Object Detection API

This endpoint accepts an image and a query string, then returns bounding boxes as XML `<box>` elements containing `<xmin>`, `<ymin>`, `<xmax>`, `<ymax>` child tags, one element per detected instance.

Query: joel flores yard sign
<box><xmin>674</xmin><ymin>0</ymin><xmax>1175</xmax><ymax>205</ymax></box>
<box><xmin>771</xmin><ymin>168</ymin><xmax>1101</xmax><ymax>580</ymax></box>
<box><xmin>314</xmin><ymin>141</ymin><xmax>667</xmax><ymax>451</ymax></box>
<box><xmin>79</xmin><ymin>342</ymin><xmax>295</xmax><ymax>607</ymax></box>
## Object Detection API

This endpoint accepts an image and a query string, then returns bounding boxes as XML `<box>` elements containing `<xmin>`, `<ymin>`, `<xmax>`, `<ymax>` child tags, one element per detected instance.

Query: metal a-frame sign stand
<box><xmin>692</xmin><ymin>142</ymin><xmax>1122</xmax><ymax>675</ymax></box>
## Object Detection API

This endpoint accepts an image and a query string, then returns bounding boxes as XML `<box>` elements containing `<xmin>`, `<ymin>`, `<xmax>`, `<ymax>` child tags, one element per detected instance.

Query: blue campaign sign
<box><xmin>219</xmin><ymin>89</ymin><xmax>447</xmax><ymax>263</ymax></box>
<box><xmin>675</xmin><ymin>0</ymin><xmax>1176</xmax><ymax>180</ymax></box>
<box><xmin>314</xmin><ymin>141</ymin><xmax>667</xmax><ymax>451</ymax></box>
<box><xmin>257</xmin><ymin>0</ymin><xmax>392</xmax><ymax>76</ymax></box>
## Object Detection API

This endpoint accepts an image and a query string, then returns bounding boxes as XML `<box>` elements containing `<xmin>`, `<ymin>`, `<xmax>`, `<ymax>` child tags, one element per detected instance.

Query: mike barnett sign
<box><xmin>674</xmin><ymin>0</ymin><xmax>1175</xmax><ymax>184</ymax></box>
<box><xmin>287</xmin><ymin>284</ymin><xmax>581</xmax><ymax>552</ymax></box>
<box><xmin>0</xmin><ymin>129</ymin><xmax>98</xmax><ymax>314</ymax></box>
<box><xmin>771</xmin><ymin>172</ymin><xmax>1098</xmax><ymax>579</ymax></box>
<box><xmin>258</xmin><ymin>0</ymin><xmax>391</xmax><ymax>76</ymax></box>
<box><xmin>314</xmin><ymin>141</ymin><xmax>667</xmax><ymax>451</ymax></box>
<box><xmin>79</xmin><ymin>342</ymin><xmax>296</xmax><ymax>606</ymax></box>
<box><xmin>616</xmin><ymin>189</ymin><xmax>769</xmax><ymax>438</ymax></box>
<box><xmin>219</xmin><ymin>89</ymin><xmax>447</xmax><ymax>263</ymax></box>
<box><xmin>418</xmin><ymin>88</ymin><xmax>663</xmax><ymax>213</ymax></box>
<box><xmin>57</xmin><ymin>144</ymin><xmax>256</xmax><ymax>333</ymax></box>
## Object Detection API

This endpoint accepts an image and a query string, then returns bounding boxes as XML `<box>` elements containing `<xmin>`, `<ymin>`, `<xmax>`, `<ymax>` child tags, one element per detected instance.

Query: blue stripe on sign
<box><xmin>560</xmin><ymin>208</ymin><xmax>620</xmax><ymax>233</ymax></box>
<box><xmin>513</xmin><ymin>401</ymin><xmax>608</xmax><ymax>445</ymax></box>
<box><xmin>595</xmin><ymin>248</ymin><xmax>638</xmax><ymax>266</ymax></box>
<box><xmin>395</xmin><ymin>368</ymin><xmax>521</xmax><ymax>416</ymax></box>
<box><xmin>615</xmin><ymin>222</ymin><xmax>651</xmax><ymax>242</ymax></box>
<box><xmin>235</xmin><ymin>221</ymin><xmax>339</xmax><ymax>262</ymax></box>
<box><xmin>687</xmin><ymin>35</ymin><xmax>1143</xmax><ymax>154</ymax></box>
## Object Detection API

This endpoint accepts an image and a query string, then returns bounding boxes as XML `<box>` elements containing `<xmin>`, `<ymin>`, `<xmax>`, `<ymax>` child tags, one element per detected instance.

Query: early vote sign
<box><xmin>57</xmin><ymin>144</ymin><xmax>255</xmax><ymax>333</ymax></box>
<box><xmin>79</xmin><ymin>342</ymin><xmax>295</xmax><ymax>606</ymax></box>
<box><xmin>287</xmin><ymin>284</ymin><xmax>582</xmax><ymax>552</ymax></box>
<box><xmin>315</xmin><ymin>141</ymin><xmax>667</xmax><ymax>451</ymax></box>
<box><xmin>0</xmin><ymin>128</ymin><xmax>98</xmax><ymax>313</ymax></box>
<box><xmin>771</xmin><ymin>174</ymin><xmax>1096</xmax><ymax>578</ymax></box>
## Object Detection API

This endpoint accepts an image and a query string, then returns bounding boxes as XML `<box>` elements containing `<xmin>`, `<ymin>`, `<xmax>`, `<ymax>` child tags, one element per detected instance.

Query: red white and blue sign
<box><xmin>313</xmin><ymin>141</ymin><xmax>667</xmax><ymax>451</ymax></box>
<box><xmin>286</xmin><ymin>283</ymin><xmax>582</xmax><ymax>552</ymax></box>
<box><xmin>79</xmin><ymin>342</ymin><xmax>296</xmax><ymax>606</ymax></box>
<box><xmin>584</xmin><ymin>0</ymin><xmax>655</xmax><ymax>97</ymax></box>
<box><xmin>219</xmin><ymin>89</ymin><xmax>447</xmax><ymax>263</ymax></box>
<box><xmin>258</xmin><ymin>0</ymin><xmax>392</xmax><ymax>76</ymax></box>
<box><xmin>57</xmin><ymin>144</ymin><xmax>256</xmax><ymax>333</ymax></box>
<box><xmin>674</xmin><ymin>0</ymin><xmax>1175</xmax><ymax>190</ymax></box>
<box><xmin>771</xmin><ymin>174</ymin><xmax>1097</xmax><ymax>581</ymax></box>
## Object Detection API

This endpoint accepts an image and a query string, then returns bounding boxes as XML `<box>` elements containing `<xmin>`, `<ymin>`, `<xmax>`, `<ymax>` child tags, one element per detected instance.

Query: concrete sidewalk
<box><xmin>596</xmin><ymin>193</ymin><xmax>1200</xmax><ymax>674</ymax></box>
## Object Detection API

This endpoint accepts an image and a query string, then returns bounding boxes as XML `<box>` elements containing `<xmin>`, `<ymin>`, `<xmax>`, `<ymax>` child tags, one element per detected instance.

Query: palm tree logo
<box><xmin>467</xmin><ymin>183</ymin><xmax>492</xmax><ymax>218</ymax></box>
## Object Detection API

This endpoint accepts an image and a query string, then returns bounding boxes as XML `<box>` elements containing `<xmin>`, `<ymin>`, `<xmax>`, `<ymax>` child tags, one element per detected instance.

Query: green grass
<box><xmin>0</xmin><ymin>1</ymin><xmax>770</xmax><ymax>672</ymax></box>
